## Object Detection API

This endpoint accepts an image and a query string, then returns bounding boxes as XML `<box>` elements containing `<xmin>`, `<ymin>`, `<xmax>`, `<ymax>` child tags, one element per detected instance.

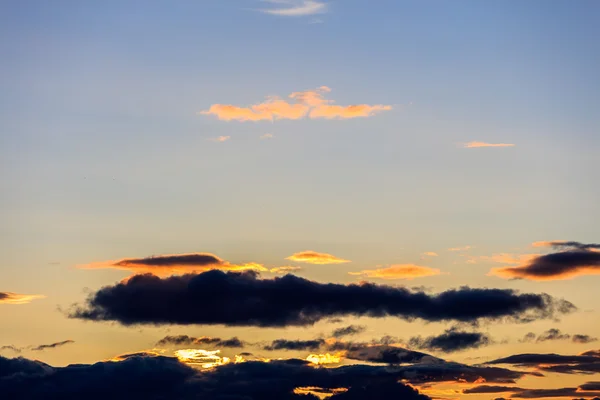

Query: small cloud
<box><xmin>331</xmin><ymin>325</ymin><xmax>366</xmax><ymax>338</ymax></box>
<box><xmin>259</xmin><ymin>0</ymin><xmax>327</xmax><ymax>17</ymax></box>
<box><xmin>286</xmin><ymin>250</ymin><xmax>350</xmax><ymax>265</ymax></box>
<box><xmin>306</xmin><ymin>353</ymin><xmax>342</xmax><ymax>365</ymax></box>
<box><xmin>422</xmin><ymin>252</ymin><xmax>439</xmax><ymax>257</ymax></box>
<box><xmin>408</xmin><ymin>327</ymin><xmax>492</xmax><ymax>353</ymax></box>
<box><xmin>200</xmin><ymin>87</ymin><xmax>392</xmax><ymax>122</ymax></box>
<box><xmin>462</xmin><ymin>141</ymin><xmax>515</xmax><ymax>148</ymax></box>
<box><xmin>208</xmin><ymin>136</ymin><xmax>230</xmax><ymax>142</ymax></box>
<box><xmin>349</xmin><ymin>264</ymin><xmax>441</xmax><ymax>280</ymax></box>
<box><xmin>260</xmin><ymin>133</ymin><xmax>274</xmax><ymax>139</ymax></box>
<box><xmin>0</xmin><ymin>292</ymin><xmax>45</xmax><ymax>305</ymax></box>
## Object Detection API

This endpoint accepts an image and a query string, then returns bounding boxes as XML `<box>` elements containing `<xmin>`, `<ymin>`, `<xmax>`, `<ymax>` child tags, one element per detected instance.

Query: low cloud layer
<box><xmin>0</xmin><ymin>292</ymin><xmax>45</xmax><ymax>305</ymax></box>
<box><xmin>201</xmin><ymin>87</ymin><xmax>392</xmax><ymax>122</ymax></box>
<box><xmin>464</xmin><ymin>382</ymin><xmax>600</xmax><ymax>398</ymax></box>
<box><xmin>491</xmin><ymin>241</ymin><xmax>600</xmax><ymax>280</ymax></box>
<box><xmin>69</xmin><ymin>270</ymin><xmax>575</xmax><ymax>327</ymax></box>
<box><xmin>349</xmin><ymin>264</ymin><xmax>441</xmax><ymax>280</ymax></box>
<box><xmin>486</xmin><ymin>350</ymin><xmax>600</xmax><ymax>374</ymax></box>
<box><xmin>408</xmin><ymin>327</ymin><xmax>492</xmax><ymax>353</ymax></box>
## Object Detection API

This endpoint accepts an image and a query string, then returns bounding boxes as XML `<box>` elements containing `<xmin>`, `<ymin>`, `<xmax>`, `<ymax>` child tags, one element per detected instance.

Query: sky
<box><xmin>1</xmin><ymin>1</ymin><xmax>599</xmax><ymax>399</ymax></box>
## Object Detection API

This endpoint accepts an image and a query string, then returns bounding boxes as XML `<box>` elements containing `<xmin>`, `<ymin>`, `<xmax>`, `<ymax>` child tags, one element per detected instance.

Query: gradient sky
<box><xmin>1</xmin><ymin>1</ymin><xmax>599</xmax><ymax>399</ymax></box>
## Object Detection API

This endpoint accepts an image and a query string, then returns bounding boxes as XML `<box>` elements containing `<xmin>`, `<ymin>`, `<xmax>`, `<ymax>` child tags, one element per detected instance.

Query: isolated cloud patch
<box><xmin>464</xmin><ymin>383</ymin><xmax>600</xmax><ymax>399</ymax></box>
<box><xmin>286</xmin><ymin>250</ymin><xmax>350</xmax><ymax>265</ymax></box>
<box><xmin>78</xmin><ymin>253</ymin><xmax>267</xmax><ymax>276</ymax></box>
<box><xmin>408</xmin><ymin>328</ymin><xmax>492</xmax><ymax>353</ymax></box>
<box><xmin>0</xmin><ymin>292</ymin><xmax>45</xmax><ymax>305</ymax></box>
<box><xmin>69</xmin><ymin>270</ymin><xmax>575</xmax><ymax>327</ymax></box>
<box><xmin>201</xmin><ymin>86</ymin><xmax>392</xmax><ymax>122</ymax></box>
<box><xmin>486</xmin><ymin>351</ymin><xmax>600</xmax><ymax>374</ymax></box>
<box><xmin>462</xmin><ymin>141</ymin><xmax>515</xmax><ymax>148</ymax></box>
<box><xmin>490</xmin><ymin>242</ymin><xmax>600</xmax><ymax>280</ymax></box>
<box><xmin>265</xmin><ymin>339</ymin><xmax>326</xmax><ymax>351</ymax></box>
<box><xmin>349</xmin><ymin>264</ymin><xmax>440</xmax><ymax>280</ymax></box>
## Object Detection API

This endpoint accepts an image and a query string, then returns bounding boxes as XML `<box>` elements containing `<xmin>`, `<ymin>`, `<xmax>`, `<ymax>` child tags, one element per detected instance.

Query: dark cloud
<box><xmin>0</xmin><ymin>352</ymin><xmax>538</xmax><ymax>399</ymax></box>
<box><xmin>331</xmin><ymin>325</ymin><xmax>366</xmax><ymax>338</ymax></box>
<box><xmin>573</xmin><ymin>335</ymin><xmax>598</xmax><ymax>344</ymax></box>
<box><xmin>0</xmin><ymin>292</ymin><xmax>7</xmax><ymax>300</ymax></box>
<box><xmin>156</xmin><ymin>335</ymin><xmax>244</xmax><ymax>348</ymax></box>
<box><xmin>582</xmin><ymin>350</ymin><xmax>600</xmax><ymax>357</ymax></box>
<box><xmin>519</xmin><ymin>330</ymin><xmax>597</xmax><ymax>344</ymax></box>
<box><xmin>343</xmin><ymin>344</ymin><xmax>445</xmax><ymax>365</ymax></box>
<box><xmin>0</xmin><ymin>345</ymin><xmax>21</xmax><ymax>353</ymax></box>
<box><xmin>115</xmin><ymin>254</ymin><xmax>223</xmax><ymax>267</ymax></box>
<box><xmin>546</xmin><ymin>242</ymin><xmax>600</xmax><ymax>250</ymax></box>
<box><xmin>580</xmin><ymin>383</ymin><xmax>600</xmax><ymax>391</ymax></box>
<box><xmin>69</xmin><ymin>270</ymin><xmax>575</xmax><ymax>327</ymax></box>
<box><xmin>408</xmin><ymin>327</ymin><xmax>492</xmax><ymax>353</ymax></box>
<box><xmin>264</xmin><ymin>339</ymin><xmax>326</xmax><ymax>351</ymax></box>
<box><xmin>493</xmin><ymin>245</ymin><xmax>600</xmax><ymax>280</ymax></box>
<box><xmin>487</xmin><ymin>353</ymin><xmax>600</xmax><ymax>366</ymax></box>
<box><xmin>465</xmin><ymin>383</ymin><xmax>600</xmax><ymax>398</ymax></box>
<box><xmin>30</xmin><ymin>340</ymin><xmax>74</xmax><ymax>351</ymax></box>
<box><xmin>536</xmin><ymin>328</ymin><xmax>571</xmax><ymax>342</ymax></box>
<box><xmin>520</xmin><ymin>332</ymin><xmax>537</xmax><ymax>343</ymax></box>
<box><xmin>486</xmin><ymin>352</ymin><xmax>600</xmax><ymax>375</ymax></box>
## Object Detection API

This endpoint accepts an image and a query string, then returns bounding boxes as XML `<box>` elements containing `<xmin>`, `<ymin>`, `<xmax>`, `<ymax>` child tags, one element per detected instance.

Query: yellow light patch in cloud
<box><xmin>174</xmin><ymin>349</ymin><xmax>232</xmax><ymax>369</ymax></box>
<box><xmin>286</xmin><ymin>251</ymin><xmax>350</xmax><ymax>265</ymax></box>
<box><xmin>0</xmin><ymin>292</ymin><xmax>45</xmax><ymax>305</ymax></box>
<box><xmin>349</xmin><ymin>264</ymin><xmax>441</xmax><ymax>280</ymax></box>
<box><xmin>200</xmin><ymin>87</ymin><xmax>392</xmax><ymax>122</ymax></box>
<box><xmin>306</xmin><ymin>353</ymin><xmax>343</xmax><ymax>365</ymax></box>
<box><xmin>294</xmin><ymin>387</ymin><xmax>348</xmax><ymax>399</ymax></box>
<box><xmin>463</xmin><ymin>141</ymin><xmax>515</xmax><ymax>148</ymax></box>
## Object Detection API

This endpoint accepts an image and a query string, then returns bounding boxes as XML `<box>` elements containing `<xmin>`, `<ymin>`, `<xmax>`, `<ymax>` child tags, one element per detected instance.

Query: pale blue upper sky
<box><xmin>1</xmin><ymin>0</ymin><xmax>599</xmax><ymax>368</ymax></box>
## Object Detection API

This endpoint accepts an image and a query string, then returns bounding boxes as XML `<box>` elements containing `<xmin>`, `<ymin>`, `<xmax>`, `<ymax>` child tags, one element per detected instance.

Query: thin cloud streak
<box><xmin>259</xmin><ymin>0</ymin><xmax>327</xmax><ymax>17</ymax></box>
<box><xmin>0</xmin><ymin>292</ymin><xmax>45</xmax><ymax>305</ymax></box>
<box><xmin>349</xmin><ymin>264</ymin><xmax>441</xmax><ymax>280</ymax></box>
<box><xmin>463</xmin><ymin>141</ymin><xmax>516</xmax><ymax>148</ymax></box>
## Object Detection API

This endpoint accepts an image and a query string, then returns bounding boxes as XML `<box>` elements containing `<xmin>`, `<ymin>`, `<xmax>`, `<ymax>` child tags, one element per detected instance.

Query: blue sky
<box><xmin>1</xmin><ymin>2</ymin><xmax>600</xmax><ymax>398</ymax></box>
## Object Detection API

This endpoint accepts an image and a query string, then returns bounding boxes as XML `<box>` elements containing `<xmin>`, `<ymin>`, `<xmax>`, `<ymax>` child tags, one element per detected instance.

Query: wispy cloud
<box><xmin>349</xmin><ymin>264</ymin><xmax>441</xmax><ymax>280</ymax></box>
<box><xmin>448</xmin><ymin>245</ymin><xmax>473</xmax><ymax>252</ymax></box>
<box><xmin>0</xmin><ymin>292</ymin><xmax>45</xmax><ymax>305</ymax></box>
<box><xmin>462</xmin><ymin>141</ymin><xmax>515</xmax><ymax>148</ymax></box>
<box><xmin>31</xmin><ymin>340</ymin><xmax>75</xmax><ymax>351</ymax></box>
<box><xmin>422</xmin><ymin>252</ymin><xmax>439</xmax><ymax>257</ymax></box>
<box><xmin>286</xmin><ymin>250</ymin><xmax>350</xmax><ymax>264</ymax></box>
<box><xmin>201</xmin><ymin>86</ymin><xmax>392</xmax><ymax>122</ymax></box>
<box><xmin>208</xmin><ymin>136</ymin><xmax>230</xmax><ymax>142</ymax></box>
<box><xmin>259</xmin><ymin>0</ymin><xmax>327</xmax><ymax>17</ymax></box>
<box><xmin>260</xmin><ymin>133</ymin><xmax>274</xmax><ymax>139</ymax></box>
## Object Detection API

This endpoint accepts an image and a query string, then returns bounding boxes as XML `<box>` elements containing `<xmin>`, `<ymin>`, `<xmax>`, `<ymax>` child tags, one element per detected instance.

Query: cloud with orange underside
<box><xmin>349</xmin><ymin>264</ymin><xmax>441</xmax><ymax>280</ymax></box>
<box><xmin>462</xmin><ymin>141</ymin><xmax>515</xmax><ymax>148</ymax></box>
<box><xmin>78</xmin><ymin>253</ymin><xmax>268</xmax><ymax>276</ymax></box>
<box><xmin>200</xmin><ymin>87</ymin><xmax>392</xmax><ymax>122</ymax></box>
<box><xmin>0</xmin><ymin>292</ymin><xmax>45</xmax><ymax>305</ymax></box>
<box><xmin>285</xmin><ymin>251</ymin><xmax>350</xmax><ymax>265</ymax></box>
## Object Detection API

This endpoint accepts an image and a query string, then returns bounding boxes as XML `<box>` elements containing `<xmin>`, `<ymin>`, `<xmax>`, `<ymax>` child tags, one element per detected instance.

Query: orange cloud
<box><xmin>422</xmin><ymin>252</ymin><xmax>439</xmax><ymax>257</ymax></box>
<box><xmin>0</xmin><ymin>292</ymin><xmax>45</xmax><ymax>305</ymax></box>
<box><xmin>78</xmin><ymin>253</ymin><xmax>267</xmax><ymax>276</ymax></box>
<box><xmin>478</xmin><ymin>253</ymin><xmax>539</xmax><ymax>265</ymax></box>
<box><xmin>286</xmin><ymin>251</ymin><xmax>350</xmax><ymax>265</ymax></box>
<box><xmin>462</xmin><ymin>141</ymin><xmax>515</xmax><ymax>148</ymax></box>
<box><xmin>200</xmin><ymin>87</ymin><xmax>392</xmax><ymax>122</ymax></box>
<box><xmin>349</xmin><ymin>264</ymin><xmax>441</xmax><ymax>280</ymax></box>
